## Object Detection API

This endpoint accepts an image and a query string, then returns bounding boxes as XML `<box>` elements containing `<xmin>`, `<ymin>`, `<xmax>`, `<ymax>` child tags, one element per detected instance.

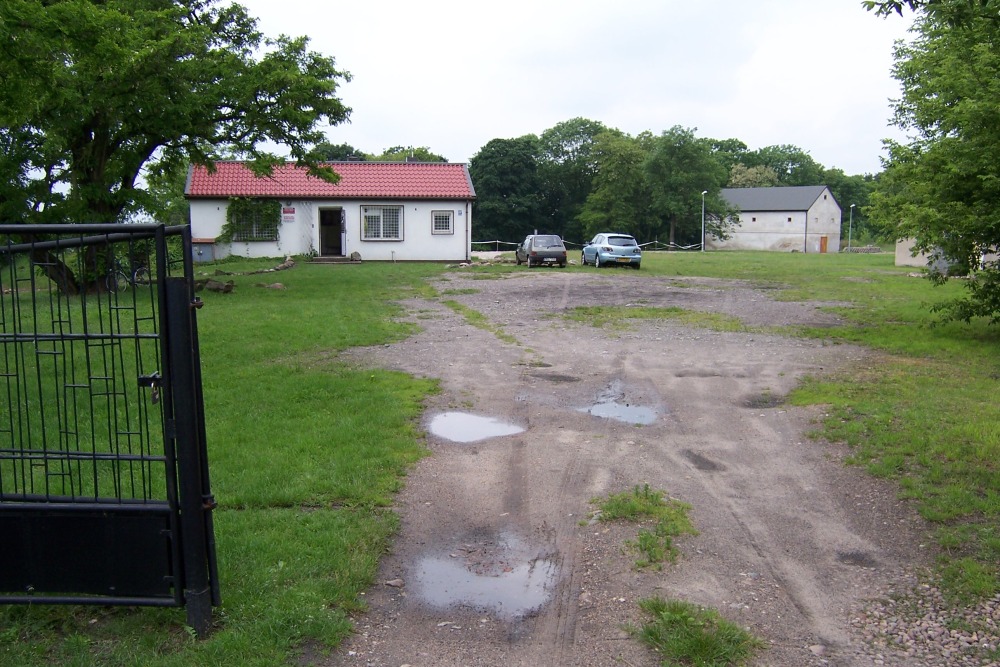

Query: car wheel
<box><xmin>516</xmin><ymin>254</ymin><xmax>522</xmax><ymax>265</ymax></box>
<box><xmin>581</xmin><ymin>252</ymin><xmax>586</xmax><ymax>265</ymax></box>
<box><xmin>633</xmin><ymin>263</ymin><xmax>641</xmax><ymax>270</ymax></box>
<box><xmin>594</xmin><ymin>254</ymin><xmax>602</xmax><ymax>268</ymax></box>
<box><xmin>559</xmin><ymin>261</ymin><xmax>566</xmax><ymax>268</ymax></box>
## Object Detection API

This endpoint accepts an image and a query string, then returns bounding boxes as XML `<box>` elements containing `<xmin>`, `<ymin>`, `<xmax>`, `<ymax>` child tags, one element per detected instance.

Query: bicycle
<box><xmin>106</xmin><ymin>259</ymin><xmax>151</xmax><ymax>294</ymax></box>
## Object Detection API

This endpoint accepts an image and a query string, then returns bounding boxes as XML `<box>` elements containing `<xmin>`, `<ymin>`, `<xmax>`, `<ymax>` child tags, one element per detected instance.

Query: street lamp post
<box><xmin>701</xmin><ymin>190</ymin><xmax>708</xmax><ymax>252</ymax></box>
<box><xmin>848</xmin><ymin>204</ymin><xmax>855</xmax><ymax>251</ymax></box>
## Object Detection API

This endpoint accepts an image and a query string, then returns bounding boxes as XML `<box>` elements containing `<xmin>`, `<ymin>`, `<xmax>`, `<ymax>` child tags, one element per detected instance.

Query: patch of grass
<box><xmin>631</xmin><ymin>597</ymin><xmax>764</xmax><ymax>667</ymax></box>
<box><xmin>593</xmin><ymin>484</ymin><xmax>697</xmax><ymax>568</ymax></box>
<box><xmin>441</xmin><ymin>299</ymin><xmax>518</xmax><ymax>344</ymax></box>
<box><xmin>565</xmin><ymin>305</ymin><xmax>750</xmax><ymax>332</ymax></box>
<box><xmin>439</xmin><ymin>288</ymin><xmax>480</xmax><ymax>295</ymax></box>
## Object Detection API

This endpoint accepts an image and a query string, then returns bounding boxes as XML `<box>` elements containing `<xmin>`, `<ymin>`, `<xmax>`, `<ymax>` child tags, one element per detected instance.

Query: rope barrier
<box><xmin>472</xmin><ymin>238</ymin><xmax>705</xmax><ymax>252</ymax></box>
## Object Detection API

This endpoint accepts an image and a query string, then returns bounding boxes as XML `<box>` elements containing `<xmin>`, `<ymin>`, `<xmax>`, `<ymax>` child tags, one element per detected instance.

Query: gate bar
<box><xmin>164</xmin><ymin>277</ymin><xmax>214</xmax><ymax>637</ymax></box>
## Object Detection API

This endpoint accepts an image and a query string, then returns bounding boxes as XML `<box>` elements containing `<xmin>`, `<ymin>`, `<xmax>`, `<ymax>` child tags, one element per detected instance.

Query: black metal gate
<box><xmin>0</xmin><ymin>224</ymin><xmax>219</xmax><ymax>635</ymax></box>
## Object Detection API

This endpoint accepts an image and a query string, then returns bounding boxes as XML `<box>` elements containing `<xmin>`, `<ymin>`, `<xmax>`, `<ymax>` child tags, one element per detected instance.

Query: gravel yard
<box><xmin>329</xmin><ymin>269</ymin><xmax>998</xmax><ymax>667</ymax></box>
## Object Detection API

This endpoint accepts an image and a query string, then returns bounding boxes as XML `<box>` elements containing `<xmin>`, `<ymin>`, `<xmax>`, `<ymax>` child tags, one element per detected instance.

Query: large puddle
<box><xmin>428</xmin><ymin>412</ymin><xmax>524</xmax><ymax>443</ymax></box>
<box><xmin>413</xmin><ymin>555</ymin><xmax>556</xmax><ymax>619</ymax></box>
<box><xmin>411</xmin><ymin>532</ymin><xmax>556</xmax><ymax>620</ymax></box>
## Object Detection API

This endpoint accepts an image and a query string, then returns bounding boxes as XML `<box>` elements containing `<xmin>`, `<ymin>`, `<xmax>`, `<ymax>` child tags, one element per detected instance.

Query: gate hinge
<box><xmin>191</xmin><ymin>297</ymin><xmax>204</xmax><ymax>310</ymax></box>
<box><xmin>202</xmin><ymin>494</ymin><xmax>217</xmax><ymax>511</ymax></box>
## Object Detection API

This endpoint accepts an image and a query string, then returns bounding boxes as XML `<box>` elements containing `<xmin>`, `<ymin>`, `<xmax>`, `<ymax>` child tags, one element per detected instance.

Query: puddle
<box><xmin>581</xmin><ymin>402</ymin><xmax>657</xmax><ymax>425</ymax></box>
<box><xmin>428</xmin><ymin>412</ymin><xmax>524</xmax><ymax>443</ymax></box>
<box><xmin>412</xmin><ymin>532</ymin><xmax>556</xmax><ymax>620</ymax></box>
<box><xmin>579</xmin><ymin>380</ymin><xmax>658</xmax><ymax>425</ymax></box>
<box><xmin>413</xmin><ymin>555</ymin><xmax>556</xmax><ymax>620</ymax></box>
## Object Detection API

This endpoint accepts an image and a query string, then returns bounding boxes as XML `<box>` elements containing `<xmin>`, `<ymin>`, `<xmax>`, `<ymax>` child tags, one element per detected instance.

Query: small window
<box><xmin>788</xmin><ymin>217</ymin><xmax>793</xmax><ymax>222</ymax></box>
<box><xmin>432</xmin><ymin>210</ymin><xmax>454</xmax><ymax>235</ymax></box>
<box><xmin>752</xmin><ymin>217</ymin><xmax>757</xmax><ymax>222</ymax></box>
<box><xmin>362</xmin><ymin>205</ymin><xmax>404</xmax><ymax>240</ymax></box>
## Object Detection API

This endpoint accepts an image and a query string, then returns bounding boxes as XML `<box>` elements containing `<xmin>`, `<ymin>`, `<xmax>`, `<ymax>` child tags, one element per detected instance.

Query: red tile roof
<box><xmin>185</xmin><ymin>161</ymin><xmax>476</xmax><ymax>200</ymax></box>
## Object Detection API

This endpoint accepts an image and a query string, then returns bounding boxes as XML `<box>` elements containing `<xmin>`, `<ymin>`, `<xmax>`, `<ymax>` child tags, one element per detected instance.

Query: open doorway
<box><xmin>319</xmin><ymin>208</ymin><xmax>344</xmax><ymax>256</ymax></box>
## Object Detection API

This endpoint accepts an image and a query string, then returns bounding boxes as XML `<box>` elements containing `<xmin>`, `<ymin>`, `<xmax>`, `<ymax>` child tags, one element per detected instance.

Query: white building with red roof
<box><xmin>184</xmin><ymin>161</ymin><xmax>476</xmax><ymax>262</ymax></box>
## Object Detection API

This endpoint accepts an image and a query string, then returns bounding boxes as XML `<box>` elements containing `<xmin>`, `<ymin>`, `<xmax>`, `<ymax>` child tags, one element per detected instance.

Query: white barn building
<box><xmin>713</xmin><ymin>186</ymin><xmax>842</xmax><ymax>253</ymax></box>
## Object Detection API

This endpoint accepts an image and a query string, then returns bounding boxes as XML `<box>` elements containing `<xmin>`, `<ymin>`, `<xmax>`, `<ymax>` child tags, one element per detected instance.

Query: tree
<box><xmin>368</xmin><ymin>146</ymin><xmax>448</xmax><ymax>162</ymax></box>
<box><xmin>579</xmin><ymin>131</ymin><xmax>654</xmax><ymax>241</ymax></box>
<box><xmin>643</xmin><ymin>126</ymin><xmax>733</xmax><ymax>246</ymax></box>
<box><xmin>863</xmin><ymin>0</ymin><xmax>996</xmax><ymax>21</ymax></box>
<box><xmin>728</xmin><ymin>164</ymin><xmax>780</xmax><ymax>188</ymax></box>
<box><xmin>743</xmin><ymin>144</ymin><xmax>826</xmax><ymax>186</ymax></box>
<box><xmin>312</xmin><ymin>142</ymin><xmax>366</xmax><ymax>161</ymax></box>
<box><xmin>468</xmin><ymin>136</ymin><xmax>545</xmax><ymax>242</ymax></box>
<box><xmin>868</xmin><ymin>5</ymin><xmax>1000</xmax><ymax>322</ymax></box>
<box><xmin>537</xmin><ymin>118</ymin><xmax>607</xmax><ymax>242</ymax></box>
<box><xmin>708</xmin><ymin>138</ymin><xmax>750</xmax><ymax>174</ymax></box>
<box><xmin>821</xmin><ymin>168</ymin><xmax>880</xmax><ymax>245</ymax></box>
<box><xmin>0</xmin><ymin>0</ymin><xmax>350</xmax><ymax>225</ymax></box>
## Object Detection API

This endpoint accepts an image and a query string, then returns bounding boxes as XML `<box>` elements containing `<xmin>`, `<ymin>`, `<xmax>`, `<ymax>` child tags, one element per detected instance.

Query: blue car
<box><xmin>581</xmin><ymin>233</ymin><xmax>641</xmax><ymax>269</ymax></box>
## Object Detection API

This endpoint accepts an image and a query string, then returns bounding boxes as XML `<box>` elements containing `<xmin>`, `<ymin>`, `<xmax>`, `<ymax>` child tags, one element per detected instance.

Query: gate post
<box><xmin>164</xmin><ymin>277</ymin><xmax>214</xmax><ymax>637</ymax></box>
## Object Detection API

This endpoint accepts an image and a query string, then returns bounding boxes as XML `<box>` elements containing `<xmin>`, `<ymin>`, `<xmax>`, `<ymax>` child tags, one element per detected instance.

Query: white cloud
<box><xmin>237</xmin><ymin>0</ymin><xmax>913</xmax><ymax>174</ymax></box>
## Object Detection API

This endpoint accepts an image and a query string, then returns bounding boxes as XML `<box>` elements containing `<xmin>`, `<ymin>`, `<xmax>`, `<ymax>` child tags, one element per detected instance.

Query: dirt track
<box><xmin>329</xmin><ymin>268</ymin><xmax>933</xmax><ymax>667</ymax></box>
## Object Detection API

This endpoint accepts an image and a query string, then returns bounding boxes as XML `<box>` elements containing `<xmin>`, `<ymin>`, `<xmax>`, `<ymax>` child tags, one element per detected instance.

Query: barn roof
<box><xmin>184</xmin><ymin>161</ymin><xmax>476</xmax><ymax>200</ymax></box>
<box><xmin>720</xmin><ymin>185</ymin><xmax>834</xmax><ymax>212</ymax></box>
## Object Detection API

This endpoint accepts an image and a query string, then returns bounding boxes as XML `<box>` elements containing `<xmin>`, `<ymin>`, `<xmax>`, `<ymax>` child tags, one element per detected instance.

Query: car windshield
<box><xmin>532</xmin><ymin>235</ymin><xmax>563</xmax><ymax>248</ymax></box>
<box><xmin>608</xmin><ymin>236</ymin><xmax>636</xmax><ymax>247</ymax></box>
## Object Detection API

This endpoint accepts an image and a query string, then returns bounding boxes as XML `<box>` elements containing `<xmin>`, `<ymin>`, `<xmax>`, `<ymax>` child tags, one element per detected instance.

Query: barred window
<box><xmin>432</xmin><ymin>210</ymin><xmax>454</xmax><ymax>235</ymax></box>
<box><xmin>230</xmin><ymin>205</ymin><xmax>279</xmax><ymax>242</ymax></box>
<box><xmin>362</xmin><ymin>205</ymin><xmax>403</xmax><ymax>240</ymax></box>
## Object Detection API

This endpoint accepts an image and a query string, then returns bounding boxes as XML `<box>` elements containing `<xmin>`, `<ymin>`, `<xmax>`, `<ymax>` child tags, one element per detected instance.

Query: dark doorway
<box><xmin>320</xmin><ymin>208</ymin><xmax>344</xmax><ymax>256</ymax></box>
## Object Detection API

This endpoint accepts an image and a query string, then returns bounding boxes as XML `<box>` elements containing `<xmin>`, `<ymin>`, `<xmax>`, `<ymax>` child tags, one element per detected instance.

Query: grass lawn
<box><xmin>2</xmin><ymin>249</ymin><xmax>998</xmax><ymax>666</ymax></box>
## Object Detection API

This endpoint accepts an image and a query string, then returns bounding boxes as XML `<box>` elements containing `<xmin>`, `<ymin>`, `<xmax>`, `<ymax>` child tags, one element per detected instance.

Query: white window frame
<box><xmin>361</xmin><ymin>205</ymin><xmax>404</xmax><ymax>241</ymax></box>
<box><xmin>431</xmin><ymin>210</ymin><xmax>454</xmax><ymax>235</ymax></box>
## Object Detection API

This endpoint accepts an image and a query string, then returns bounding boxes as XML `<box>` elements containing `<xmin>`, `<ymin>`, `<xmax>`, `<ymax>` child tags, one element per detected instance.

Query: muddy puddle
<box><xmin>579</xmin><ymin>380</ymin><xmax>658</xmax><ymax>425</ymax></box>
<box><xmin>428</xmin><ymin>412</ymin><xmax>524</xmax><ymax>443</ymax></box>
<box><xmin>411</xmin><ymin>532</ymin><xmax>556</xmax><ymax>620</ymax></box>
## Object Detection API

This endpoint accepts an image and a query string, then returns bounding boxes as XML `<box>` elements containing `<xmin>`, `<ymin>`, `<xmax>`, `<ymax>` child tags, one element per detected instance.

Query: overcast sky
<box><xmin>237</xmin><ymin>0</ymin><xmax>914</xmax><ymax>175</ymax></box>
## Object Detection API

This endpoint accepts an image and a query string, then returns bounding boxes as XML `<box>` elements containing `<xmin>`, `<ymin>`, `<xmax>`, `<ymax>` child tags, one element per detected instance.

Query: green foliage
<box><xmin>441</xmin><ymin>299</ymin><xmax>518</xmax><ymax>344</ymax></box>
<box><xmin>537</xmin><ymin>117</ymin><xmax>608</xmax><ymax>241</ymax></box>
<box><xmin>579</xmin><ymin>130</ymin><xmax>654</xmax><ymax>239</ymax></box>
<box><xmin>633</xmin><ymin>597</ymin><xmax>764</xmax><ymax>667</ymax></box>
<box><xmin>367</xmin><ymin>145</ymin><xmax>447</xmax><ymax>162</ymax></box>
<box><xmin>0</xmin><ymin>0</ymin><xmax>350</xmax><ymax>224</ymax></box>
<box><xmin>469</xmin><ymin>136</ymin><xmax>546</xmax><ymax>241</ymax></box>
<box><xmin>220</xmin><ymin>198</ymin><xmax>282</xmax><ymax>244</ymax></box>
<box><xmin>728</xmin><ymin>163</ymin><xmax>780</xmax><ymax>188</ymax></box>
<box><xmin>310</xmin><ymin>141</ymin><xmax>366</xmax><ymax>161</ymax></box>
<box><xmin>868</xmin><ymin>5</ymin><xmax>1000</xmax><ymax>323</ymax></box>
<box><xmin>565</xmin><ymin>304</ymin><xmax>750</xmax><ymax>333</ymax></box>
<box><xmin>593</xmin><ymin>484</ymin><xmax>697</xmax><ymax>568</ymax></box>
<box><xmin>644</xmin><ymin>126</ymin><xmax>734</xmax><ymax>244</ymax></box>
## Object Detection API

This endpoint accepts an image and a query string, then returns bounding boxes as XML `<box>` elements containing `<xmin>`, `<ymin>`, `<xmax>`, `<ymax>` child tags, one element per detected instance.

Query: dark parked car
<box><xmin>581</xmin><ymin>233</ymin><xmax>641</xmax><ymax>269</ymax></box>
<box><xmin>516</xmin><ymin>234</ymin><xmax>567</xmax><ymax>267</ymax></box>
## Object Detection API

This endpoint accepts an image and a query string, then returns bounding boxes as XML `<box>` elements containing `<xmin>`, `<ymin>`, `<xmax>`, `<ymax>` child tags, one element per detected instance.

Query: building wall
<box><xmin>708</xmin><ymin>188</ymin><xmax>842</xmax><ymax>253</ymax></box>
<box><xmin>189</xmin><ymin>198</ymin><xmax>472</xmax><ymax>261</ymax></box>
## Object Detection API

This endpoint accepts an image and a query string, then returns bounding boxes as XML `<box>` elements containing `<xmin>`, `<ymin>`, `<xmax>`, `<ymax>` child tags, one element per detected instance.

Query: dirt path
<box><xmin>329</xmin><ymin>269</ymin><xmax>932</xmax><ymax>667</ymax></box>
